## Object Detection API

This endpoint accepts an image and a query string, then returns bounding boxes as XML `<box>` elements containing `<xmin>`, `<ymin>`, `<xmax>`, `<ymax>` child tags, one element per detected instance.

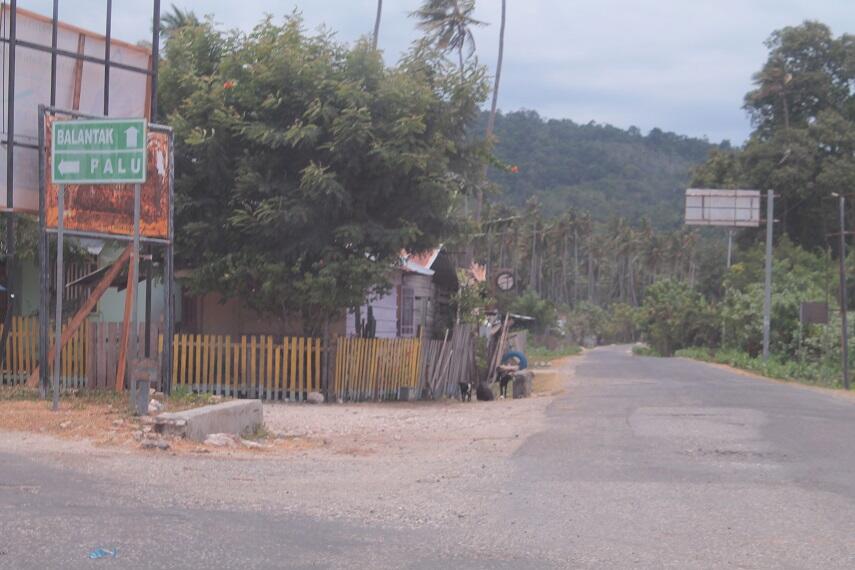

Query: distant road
<box><xmin>2</xmin><ymin>345</ymin><xmax>854</xmax><ymax>568</ymax></box>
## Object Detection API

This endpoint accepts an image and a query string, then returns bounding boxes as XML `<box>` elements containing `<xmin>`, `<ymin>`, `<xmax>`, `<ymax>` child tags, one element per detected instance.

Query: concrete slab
<box><xmin>154</xmin><ymin>400</ymin><xmax>263</xmax><ymax>442</ymax></box>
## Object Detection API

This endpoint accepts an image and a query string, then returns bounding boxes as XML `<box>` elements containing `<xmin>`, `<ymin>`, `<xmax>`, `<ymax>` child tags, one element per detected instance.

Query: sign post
<box><xmin>685</xmin><ymin>188</ymin><xmax>766</xmax><ymax>352</ymax></box>
<box><xmin>49</xmin><ymin>117</ymin><xmax>148</xmax><ymax>410</ymax></box>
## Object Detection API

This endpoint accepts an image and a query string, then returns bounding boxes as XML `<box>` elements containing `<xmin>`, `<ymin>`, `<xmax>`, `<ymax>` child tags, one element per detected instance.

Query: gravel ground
<box><xmin>0</xmin><ymin>368</ymin><xmax>572</xmax><ymax>533</ymax></box>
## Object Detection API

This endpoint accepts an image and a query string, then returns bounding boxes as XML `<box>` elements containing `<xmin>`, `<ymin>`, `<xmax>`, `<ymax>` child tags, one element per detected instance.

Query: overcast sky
<box><xmin>16</xmin><ymin>0</ymin><xmax>855</xmax><ymax>144</ymax></box>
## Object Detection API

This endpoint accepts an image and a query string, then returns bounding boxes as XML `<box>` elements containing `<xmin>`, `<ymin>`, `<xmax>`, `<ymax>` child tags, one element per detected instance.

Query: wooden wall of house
<box><xmin>181</xmin><ymin>291</ymin><xmax>344</xmax><ymax>338</ymax></box>
<box><xmin>402</xmin><ymin>273</ymin><xmax>435</xmax><ymax>338</ymax></box>
<box><xmin>346</xmin><ymin>272</ymin><xmax>401</xmax><ymax>339</ymax></box>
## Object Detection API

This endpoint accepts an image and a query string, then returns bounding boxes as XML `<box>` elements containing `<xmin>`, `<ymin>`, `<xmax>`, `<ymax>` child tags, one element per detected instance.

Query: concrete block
<box><xmin>155</xmin><ymin>400</ymin><xmax>263</xmax><ymax>442</ymax></box>
<box><xmin>512</xmin><ymin>370</ymin><xmax>534</xmax><ymax>399</ymax></box>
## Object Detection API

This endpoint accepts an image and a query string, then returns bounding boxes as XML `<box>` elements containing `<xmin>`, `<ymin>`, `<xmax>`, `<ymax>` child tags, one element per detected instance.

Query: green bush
<box><xmin>509</xmin><ymin>290</ymin><xmax>557</xmax><ymax>335</ymax></box>
<box><xmin>565</xmin><ymin>302</ymin><xmax>607</xmax><ymax>344</ymax></box>
<box><xmin>637</xmin><ymin>279</ymin><xmax>717</xmax><ymax>356</ymax></box>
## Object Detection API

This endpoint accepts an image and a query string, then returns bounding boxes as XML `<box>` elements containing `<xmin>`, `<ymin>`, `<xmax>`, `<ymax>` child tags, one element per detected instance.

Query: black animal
<box><xmin>458</xmin><ymin>382</ymin><xmax>472</xmax><ymax>402</ymax></box>
<box><xmin>497</xmin><ymin>370</ymin><xmax>514</xmax><ymax>399</ymax></box>
<box><xmin>476</xmin><ymin>382</ymin><xmax>495</xmax><ymax>401</ymax></box>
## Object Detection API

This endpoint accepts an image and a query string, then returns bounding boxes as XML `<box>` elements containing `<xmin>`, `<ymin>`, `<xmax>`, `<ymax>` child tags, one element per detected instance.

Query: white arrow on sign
<box><xmin>58</xmin><ymin>160</ymin><xmax>80</xmax><ymax>175</ymax></box>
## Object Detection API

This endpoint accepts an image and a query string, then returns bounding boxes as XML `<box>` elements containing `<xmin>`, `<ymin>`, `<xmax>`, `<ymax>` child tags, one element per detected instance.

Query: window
<box><xmin>400</xmin><ymin>286</ymin><xmax>415</xmax><ymax>336</ymax></box>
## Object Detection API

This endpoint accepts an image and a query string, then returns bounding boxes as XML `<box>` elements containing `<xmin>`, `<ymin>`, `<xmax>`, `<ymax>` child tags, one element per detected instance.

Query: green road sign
<box><xmin>51</xmin><ymin>118</ymin><xmax>147</xmax><ymax>184</ymax></box>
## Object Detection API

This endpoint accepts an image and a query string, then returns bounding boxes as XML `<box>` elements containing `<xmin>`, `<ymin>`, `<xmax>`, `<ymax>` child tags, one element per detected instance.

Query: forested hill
<box><xmin>483</xmin><ymin>110</ymin><xmax>726</xmax><ymax>228</ymax></box>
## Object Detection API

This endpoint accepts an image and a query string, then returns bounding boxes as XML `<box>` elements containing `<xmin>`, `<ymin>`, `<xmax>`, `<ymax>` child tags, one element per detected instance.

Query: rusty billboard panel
<box><xmin>800</xmin><ymin>302</ymin><xmax>829</xmax><ymax>326</ymax></box>
<box><xmin>44</xmin><ymin>114</ymin><xmax>170</xmax><ymax>239</ymax></box>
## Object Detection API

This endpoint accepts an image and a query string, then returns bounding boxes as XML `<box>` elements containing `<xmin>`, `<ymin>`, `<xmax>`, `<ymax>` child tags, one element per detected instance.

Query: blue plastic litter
<box><xmin>88</xmin><ymin>548</ymin><xmax>117</xmax><ymax>560</ymax></box>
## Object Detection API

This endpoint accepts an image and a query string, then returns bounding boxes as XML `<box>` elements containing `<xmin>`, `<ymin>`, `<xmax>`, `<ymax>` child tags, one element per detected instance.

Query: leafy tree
<box><xmin>721</xmin><ymin>237</ymin><xmax>831</xmax><ymax>356</ymax></box>
<box><xmin>158</xmin><ymin>15</ymin><xmax>489</xmax><ymax>334</ymax></box>
<box><xmin>694</xmin><ymin>21</ymin><xmax>855</xmax><ymax>251</ymax></box>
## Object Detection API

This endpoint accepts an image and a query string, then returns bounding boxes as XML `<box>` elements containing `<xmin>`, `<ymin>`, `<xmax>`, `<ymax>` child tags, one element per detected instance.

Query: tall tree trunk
<box><xmin>476</xmin><ymin>0</ymin><xmax>506</xmax><ymax>224</ymax></box>
<box><xmin>372</xmin><ymin>0</ymin><xmax>383</xmax><ymax>50</ymax></box>
<box><xmin>529</xmin><ymin>222</ymin><xmax>537</xmax><ymax>291</ymax></box>
<box><xmin>573</xmin><ymin>228</ymin><xmax>579</xmax><ymax>306</ymax></box>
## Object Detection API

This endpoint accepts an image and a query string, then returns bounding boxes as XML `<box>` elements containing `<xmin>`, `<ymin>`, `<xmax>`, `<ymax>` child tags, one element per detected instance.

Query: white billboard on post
<box><xmin>684</xmin><ymin>189</ymin><xmax>761</xmax><ymax>228</ymax></box>
<box><xmin>0</xmin><ymin>6</ymin><xmax>151</xmax><ymax>212</ymax></box>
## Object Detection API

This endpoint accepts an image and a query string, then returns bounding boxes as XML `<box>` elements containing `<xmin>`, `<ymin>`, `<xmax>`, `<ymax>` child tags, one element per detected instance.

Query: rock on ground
<box><xmin>204</xmin><ymin>433</ymin><xmax>240</xmax><ymax>448</ymax></box>
<box><xmin>306</xmin><ymin>391</ymin><xmax>325</xmax><ymax>404</ymax></box>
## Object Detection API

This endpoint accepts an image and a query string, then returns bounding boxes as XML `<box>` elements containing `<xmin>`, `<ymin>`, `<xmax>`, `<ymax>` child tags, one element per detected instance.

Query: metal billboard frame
<box><xmin>684</xmin><ymin>188</ymin><xmax>762</xmax><ymax>228</ymax></box>
<box><xmin>38</xmin><ymin>104</ymin><xmax>174</xmax><ymax>400</ymax></box>
<box><xmin>0</xmin><ymin>0</ymin><xmax>166</xmax><ymax>394</ymax></box>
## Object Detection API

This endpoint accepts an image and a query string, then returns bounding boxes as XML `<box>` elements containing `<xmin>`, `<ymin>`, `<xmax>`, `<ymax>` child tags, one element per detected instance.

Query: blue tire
<box><xmin>501</xmin><ymin>350</ymin><xmax>528</xmax><ymax>370</ymax></box>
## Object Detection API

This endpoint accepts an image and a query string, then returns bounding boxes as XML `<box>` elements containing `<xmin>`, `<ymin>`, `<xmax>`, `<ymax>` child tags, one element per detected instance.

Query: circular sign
<box><xmin>496</xmin><ymin>271</ymin><xmax>515</xmax><ymax>291</ymax></box>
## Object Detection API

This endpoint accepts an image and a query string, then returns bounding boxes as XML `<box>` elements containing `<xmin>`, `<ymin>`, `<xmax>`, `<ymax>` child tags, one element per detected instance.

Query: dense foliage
<box><xmin>693</xmin><ymin>21</ymin><xmax>855</xmax><ymax>251</ymax></box>
<box><xmin>481</xmin><ymin>110</ymin><xmax>722</xmax><ymax>227</ymax></box>
<box><xmin>159</xmin><ymin>15</ymin><xmax>488</xmax><ymax>331</ymax></box>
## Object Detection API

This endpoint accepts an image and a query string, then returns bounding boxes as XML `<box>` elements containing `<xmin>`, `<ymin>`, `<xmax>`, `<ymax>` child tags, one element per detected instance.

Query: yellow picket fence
<box><xmin>334</xmin><ymin>337</ymin><xmax>422</xmax><ymax>401</ymax></box>
<box><xmin>0</xmin><ymin>316</ymin><xmax>88</xmax><ymax>387</ymax></box>
<box><xmin>171</xmin><ymin>334</ymin><xmax>322</xmax><ymax>400</ymax></box>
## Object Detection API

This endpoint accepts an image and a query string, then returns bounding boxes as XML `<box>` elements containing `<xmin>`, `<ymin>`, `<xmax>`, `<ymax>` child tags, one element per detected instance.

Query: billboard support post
<box><xmin>838</xmin><ymin>194</ymin><xmax>850</xmax><ymax>390</ymax></box>
<box><xmin>52</xmin><ymin>185</ymin><xmax>64</xmax><ymax>411</ymax></box>
<box><xmin>726</xmin><ymin>229</ymin><xmax>733</xmax><ymax>268</ymax></box>
<box><xmin>127</xmin><ymin>183</ymin><xmax>141</xmax><ymax>411</ymax></box>
<box><xmin>762</xmin><ymin>190</ymin><xmax>774</xmax><ymax>362</ymax></box>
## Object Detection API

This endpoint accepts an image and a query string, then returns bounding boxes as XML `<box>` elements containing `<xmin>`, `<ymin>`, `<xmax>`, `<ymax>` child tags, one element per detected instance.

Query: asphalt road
<box><xmin>2</xmin><ymin>345</ymin><xmax>855</xmax><ymax>569</ymax></box>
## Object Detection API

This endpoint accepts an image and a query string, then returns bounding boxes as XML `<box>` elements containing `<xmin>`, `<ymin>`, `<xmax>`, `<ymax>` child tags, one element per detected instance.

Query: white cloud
<box><xmin>15</xmin><ymin>0</ymin><xmax>855</xmax><ymax>143</ymax></box>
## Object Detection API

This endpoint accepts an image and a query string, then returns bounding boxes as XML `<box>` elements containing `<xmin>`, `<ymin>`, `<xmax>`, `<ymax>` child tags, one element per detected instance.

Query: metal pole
<box><xmin>38</xmin><ymin>106</ymin><xmax>49</xmax><ymax>397</ymax></box>
<box><xmin>151</xmin><ymin>0</ymin><xmax>161</xmax><ymax>122</ymax></box>
<box><xmin>762</xmin><ymin>190</ymin><xmax>774</xmax><ymax>362</ymax></box>
<box><xmin>130</xmin><ymin>183</ymin><xmax>141</xmax><ymax>409</ymax></box>
<box><xmin>103</xmin><ymin>0</ymin><xmax>112</xmax><ymax>116</ymax></box>
<box><xmin>726</xmin><ymin>228</ymin><xmax>733</xmax><ymax>268</ymax></box>
<box><xmin>5</xmin><ymin>0</ymin><xmax>16</xmax><ymax>209</ymax></box>
<box><xmin>52</xmin><ymin>186</ymin><xmax>64</xmax><ymax>411</ymax></box>
<box><xmin>163</xmin><ymin>132</ymin><xmax>175</xmax><ymax>395</ymax></box>
<box><xmin>145</xmin><ymin>0</ymin><xmax>161</xmax><ymax>357</ymax></box>
<box><xmin>1</xmin><ymin>0</ymin><xmax>18</xmax><ymax>371</ymax></box>
<box><xmin>839</xmin><ymin>195</ymin><xmax>850</xmax><ymax>390</ymax></box>
<box><xmin>49</xmin><ymin>0</ymin><xmax>58</xmax><ymax>105</ymax></box>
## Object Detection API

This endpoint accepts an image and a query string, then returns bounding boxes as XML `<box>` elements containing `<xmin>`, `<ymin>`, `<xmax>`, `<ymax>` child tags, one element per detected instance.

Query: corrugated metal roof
<box><xmin>400</xmin><ymin>246</ymin><xmax>441</xmax><ymax>276</ymax></box>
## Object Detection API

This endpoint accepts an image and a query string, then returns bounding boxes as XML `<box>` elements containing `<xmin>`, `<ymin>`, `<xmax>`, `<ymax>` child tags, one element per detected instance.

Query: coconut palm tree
<box><xmin>476</xmin><ymin>0</ymin><xmax>506</xmax><ymax>223</ymax></box>
<box><xmin>161</xmin><ymin>4</ymin><xmax>199</xmax><ymax>38</ymax></box>
<box><xmin>411</xmin><ymin>0</ymin><xmax>484</xmax><ymax>77</ymax></box>
<box><xmin>372</xmin><ymin>0</ymin><xmax>383</xmax><ymax>50</ymax></box>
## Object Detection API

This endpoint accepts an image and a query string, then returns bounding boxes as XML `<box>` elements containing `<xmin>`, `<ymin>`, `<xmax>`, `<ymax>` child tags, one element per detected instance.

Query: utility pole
<box><xmin>762</xmin><ymin>190</ymin><xmax>774</xmax><ymax>362</ymax></box>
<box><xmin>834</xmin><ymin>193</ymin><xmax>850</xmax><ymax>390</ymax></box>
<box><xmin>726</xmin><ymin>228</ymin><xmax>734</xmax><ymax>268</ymax></box>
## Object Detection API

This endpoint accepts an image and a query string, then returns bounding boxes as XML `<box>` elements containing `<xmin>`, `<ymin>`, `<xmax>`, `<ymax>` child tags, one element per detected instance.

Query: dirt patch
<box><xmin>0</xmin><ymin>358</ymin><xmax>576</xmax><ymax>532</ymax></box>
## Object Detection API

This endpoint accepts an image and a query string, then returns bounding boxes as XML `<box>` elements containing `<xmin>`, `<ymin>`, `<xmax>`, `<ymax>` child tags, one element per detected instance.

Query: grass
<box><xmin>166</xmin><ymin>385</ymin><xmax>224</xmax><ymax>409</ymax></box>
<box><xmin>526</xmin><ymin>344</ymin><xmax>582</xmax><ymax>362</ymax></box>
<box><xmin>675</xmin><ymin>347</ymin><xmax>845</xmax><ymax>389</ymax></box>
<box><xmin>632</xmin><ymin>344</ymin><xmax>663</xmax><ymax>357</ymax></box>
<box><xmin>242</xmin><ymin>423</ymin><xmax>272</xmax><ymax>441</ymax></box>
<box><xmin>0</xmin><ymin>385</ymin><xmax>127</xmax><ymax>405</ymax></box>
<box><xmin>0</xmin><ymin>383</ymin><xmax>226</xmax><ymax>412</ymax></box>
